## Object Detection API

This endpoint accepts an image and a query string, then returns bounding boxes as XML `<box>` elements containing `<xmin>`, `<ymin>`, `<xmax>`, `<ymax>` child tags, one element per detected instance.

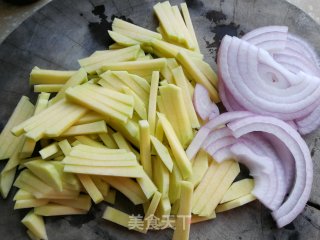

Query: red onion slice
<box><xmin>274</xmin><ymin>53</ymin><xmax>320</xmax><ymax>76</ymax></box>
<box><xmin>242</xmin><ymin>26</ymin><xmax>288</xmax><ymax>52</ymax></box>
<box><xmin>229</xmin><ymin>142</ymin><xmax>277</xmax><ymax>208</ymax></box>
<box><xmin>264</xmin><ymin>134</ymin><xmax>295</xmax><ymax>192</ymax></box>
<box><xmin>186</xmin><ymin>111</ymin><xmax>254</xmax><ymax>160</ymax></box>
<box><xmin>287</xmin><ymin>34</ymin><xmax>320</xmax><ymax>67</ymax></box>
<box><xmin>242</xmin><ymin>26</ymin><xmax>288</xmax><ymax>40</ymax></box>
<box><xmin>228</xmin><ymin>115</ymin><xmax>313</xmax><ymax>228</ymax></box>
<box><xmin>218</xmin><ymin>35</ymin><xmax>320</xmax><ymax>120</ymax></box>
<box><xmin>296</xmin><ymin>103</ymin><xmax>320</xmax><ymax>135</ymax></box>
<box><xmin>242</xmin><ymin>27</ymin><xmax>320</xmax><ymax>77</ymax></box>
<box><xmin>210</xmin><ymin>141</ymin><xmax>277</xmax><ymax>209</ymax></box>
<box><xmin>240</xmin><ymin>133</ymin><xmax>287</xmax><ymax>209</ymax></box>
<box><xmin>202</xmin><ymin>127</ymin><xmax>232</xmax><ymax>149</ymax></box>
<box><xmin>218</xmin><ymin>81</ymin><xmax>245</xmax><ymax>111</ymax></box>
<box><xmin>193</xmin><ymin>84</ymin><xmax>219</xmax><ymax>121</ymax></box>
<box><xmin>206</xmin><ymin>136</ymin><xmax>237</xmax><ymax>157</ymax></box>
<box><xmin>286</xmin><ymin>120</ymin><xmax>298</xmax><ymax>130</ymax></box>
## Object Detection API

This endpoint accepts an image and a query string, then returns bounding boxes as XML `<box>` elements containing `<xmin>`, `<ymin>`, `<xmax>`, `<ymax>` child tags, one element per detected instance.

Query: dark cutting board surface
<box><xmin>0</xmin><ymin>0</ymin><xmax>320</xmax><ymax>239</ymax></box>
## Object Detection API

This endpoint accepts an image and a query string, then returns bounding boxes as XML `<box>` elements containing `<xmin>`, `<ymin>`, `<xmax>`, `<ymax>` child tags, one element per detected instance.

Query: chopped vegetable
<box><xmin>4</xmin><ymin>2</ymin><xmax>312</xmax><ymax>239</ymax></box>
<box><xmin>172</xmin><ymin>181</ymin><xmax>193</xmax><ymax>240</ymax></box>
<box><xmin>21</xmin><ymin>211</ymin><xmax>48</xmax><ymax>240</ymax></box>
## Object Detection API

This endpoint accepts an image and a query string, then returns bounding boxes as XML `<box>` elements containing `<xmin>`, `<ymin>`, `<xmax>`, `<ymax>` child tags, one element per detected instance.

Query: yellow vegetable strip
<box><xmin>60</xmin><ymin>120</ymin><xmax>107</xmax><ymax>137</ymax></box>
<box><xmin>34</xmin><ymin>204</ymin><xmax>87</xmax><ymax>216</ymax></box>
<box><xmin>34</xmin><ymin>84</ymin><xmax>63</xmax><ymax>93</ymax></box>
<box><xmin>0</xmin><ymin>96</ymin><xmax>34</xmax><ymax>159</ymax></box>
<box><xmin>193</xmin><ymin>160</ymin><xmax>234</xmax><ymax>214</ymax></box>
<box><xmin>158</xmin><ymin>113</ymin><xmax>192</xmax><ymax>179</ymax></box>
<box><xmin>136</xmin><ymin>170</ymin><xmax>158</xmax><ymax>199</ymax></box>
<box><xmin>50</xmin><ymin>68</ymin><xmax>88</xmax><ymax>104</ymax></box>
<box><xmin>12</xmin><ymin>100</ymin><xmax>65</xmax><ymax>136</ymax></box>
<box><xmin>21</xmin><ymin>210</ymin><xmax>48</xmax><ymax>240</ymax></box>
<box><xmin>73</xmin><ymin>136</ymin><xmax>105</xmax><ymax>148</ymax></box>
<box><xmin>29</xmin><ymin>67</ymin><xmax>76</xmax><ymax>84</ymax></box>
<box><xmin>103</xmin><ymin>176</ymin><xmax>147</xmax><ymax>205</ymax></box>
<box><xmin>155</xmin><ymin>118</ymin><xmax>164</xmax><ymax>142</ymax></box>
<box><xmin>25</xmin><ymin>160</ymin><xmax>63</xmax><ymax>191</ymax></box>
<box><xmin>14</xmin><ymin>199</ymin><xmax>49</xmax><ymax>209</ymax></box>
<box><xmin>104</xmin><ymin>189</ymin><xmax>116</xmax><ymax>204</ymax></box>
<box><xmin>160</xmin><ymin>84</ymin><xmax>193</xmax><ymax>148</ymax></box>
<box><xmin>155</xmin><ymin>195</ymin><xmax>171</xmax><ymax>217</ymax></box>
<box><xmin>111</xmin><ymin>26</ymin><xmax>154</xmax><ymax>45</ymax></box>
<box><xmin>122</xmin><ymin>86</ymin><xmax>147</xmax><ymax>119</ymax></box>
<box><xmin>65</xmin><ymin>86</ymin><xmax>128</xmax><ymax>124</ymax></box>
<box><xmin>39</xmin><ymin>143</ymin><xmax>59</xmax><ymax>159</ymax></box>
<box><xmin>172</xmin><ymin>5</ymin><xmax>194</xmax><ymax>49</ymax></box>
<box><xmin>191</xmin><ymin>213</ymin><xmax>216</xmax><ymax>224</ymax></box>
<box><xmin>58</xmin><ymin>139</ymin><xmax>72</xmax><ymax>156</ymax></box>
<box><xmin>172</xmin><ymin>66</ymin><xmax>200</xmax><ymax>128</ymax></box>
<box><xmin>14</xmin><ymin>189</ymin><xmax>34</xmax><ymax>200</ymax></box>
<box><xmin>83</xmin><ymin>47</ymin><xmax>140</xmax><ymax>74</ymax></box>
<box><xmin>19</xmin><ymin>92</ymin><xmax>50</xmax><ymax>158</ymax></box>
<box><xmin>76</xmin><ymin>111</ymin><xmax>105</xmax><ymax>125</ymax></box>
<box><xmin>98</xmin><ymin>133</ymin><xmax>118</xmax><ymax>149</ymax></box>
<box><xmin>0</xmin><ymin>168</ymin><xmax>17</xmax><ymax>198</ymax></box>
<box><xmin>192</xmin><ymin>161</ymin><xmax>218</xmax><ymax>208</ymax></box>
<box><xmin>180</xmin><ymin>2</ymin><xmax>200</xmax><ymax>52</ymax></box>
<box><xmin>199</xmin><ymin>161</ymin><xmax>240</xmax><ymax>216</ymax></box>
<box><xmin>139</xmin><ymin>120</ymin><xmax>152</xmax><ymax>178</ymax></box>
<box><xmin>189</xmin><ymin>150</ymin><xmax>209</xmax><ymax>187</ymax></box>
<box><xmin>34</xmin><ymin>92</ymin><xmax>50</xmax><ymax>115</ymax></box>
<box><xmin>80</xmin><ymin>84</ymin><xmax>134</xmax><ymax>117</ymax></box>
<box><xmin>143</xmin><ymin>191</ymin><xmax>162</xmax><ymax>232</ymax></box>
<box><xmin>161</xmin><ymin>1</ymin><xmax>184</xmax><ymax>42</ymax></box>
<box><xmin>70</xmin><ymin>149</ymin><xmax>130</xmax><ymax>161</ymax></box>
<box><xmin>79</xmin><ymin>45</ymin><xmax>140</xmax><ymax>66</ymax></box>
<box><xmin>2</xmin><ymin>137</ymin><xmax>26</xmax><ymax>172</ymax></box>
<box><xmin>112</xmin><ymin>18</ymin><xmax>162</xmax><ymax>40</ymax></box>
<box><xmin>111</xmin><ymin>71</ymin><xmax>149</xmax><ymax>103</ymax></box>
<box><xmin>100</xmin><ymin>58</ymin><xmax>167</xmax><ymax>74</ymax></box>
<box><xmin>102</xmin><ymin>207</ymin><xmax>144</xmax><ymax>233</ymax></box>
<box><xmin>17</xmin><ymin>170</ymin><xmax>55</xmax><ymax>195</ymax></box>
<box><xmin>157</xmin><ymin>94</ymin><xmax>182</xmax><ymax>143</ymax></box>
<box><xmin>28</xmin><ymin>104</ymin><xmax>87</xmax><ymax>141</ymax></box>
<box><xmin>151</xmin><ymin>39</ymin><xmax>203</xmax><ymax>59</ymax></box>
<box><xmin>220</xmin><ymin>178</ymin><xmax>255</xmax><ymax>204</ymax></box>
<box><xmin>108</xmin><ymin>30</ymin><xmax>140</xmax><ymax>46</ymax></box>
<box><xmin>23</xmin><ymin>101</ymin><xmax>71</xmax><ymax>133</ymax></box>
<box><xmin>148</xmin><ymin>71</ymin><xmax>160</xmax><ymax>135</ymax></box>
<box><xmin>172</xmin><ymin>181</ymin><xmax>193</xmax><ymax>240</ymax></box>
<box><xmin>108</xmin><ymin>43</ymin><xmax>125</xmax><ymax>49</ymax></box>
<box><xmin>64</xmin><ymin>165</ymin><xmax>144</xmax><ymax>178</ymax></box>
<box><xmin>150</xmin><ymin>136</ymin><xmax>173</xmax><ymax>172</ymax></box>
<box><xmin>26</xmin><ymin>230</ymin><xmax>40</xmax><ymax>240</ymax></box>
<box><xmin>177</xmin><ymin>51</ymin><xmax>219</xmax><ymax>102</ymax></box>
<box><xmin>77</xmin><ymin>174</ymin><xmax>104</xmax><ymax>204</ymax></box>
<box><xmin>169</xmin><ymin>161</ymin><xmax>183</xmax><ymax>204</ymax></box>
<box><xmin>216</xmin><ymin>194</ymin><xmax>256</xmax><ymax>213</ymax></box>
<box><xmin>153</xmin><ymin>2</ymin><xmax>176</xmax><ymax>41</ymax></box>
<box><xmin>71</xmin><ymin>143</ymin><xmax>122</xmax><ymax>155</ymax></box>
<box><xmin>192</xmin><ymin>58</ymin><xmax>218</xmax><ymax>87</ymax></box>
<box><xmin>62</xmin><ymin>157</ymin><xmax>137</xmax><ymax>167</ymax></box>
<box><xmin>84</xmin><ymin>83</ymin><xmax>134</xmax><ymax>106</ymax></box>
<box><xmin>51</xmin><ymin>194</ymin><xmax>92</xmax><ymax>211</ymax></box>
<box><xmin>112</xmin><ymin>132</ymin><xmax>140</xmax><ymax>161</ymax></box>
<box><xmin>152</xmin><ymin>156</ymin><xmax>170</xmax><ymax>195</ymax></box>
<box><xmin>91</xmin><ymin>176</ymin><xmax>110</xmax><ymax>199</ymax></box>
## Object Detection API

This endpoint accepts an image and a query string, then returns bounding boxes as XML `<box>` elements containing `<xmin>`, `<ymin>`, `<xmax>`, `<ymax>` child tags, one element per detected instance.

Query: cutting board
<box><xmin>0</xmin><ymin>0</ymin><xmax>319</xmax><ymax>239</ymax></box>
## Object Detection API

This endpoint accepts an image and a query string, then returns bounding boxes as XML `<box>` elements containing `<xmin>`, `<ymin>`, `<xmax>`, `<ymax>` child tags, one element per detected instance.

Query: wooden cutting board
<box><xmin>0</xmin><ymin>0</ymin><xmax>319</xmax><ymax>239</ymax></box>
